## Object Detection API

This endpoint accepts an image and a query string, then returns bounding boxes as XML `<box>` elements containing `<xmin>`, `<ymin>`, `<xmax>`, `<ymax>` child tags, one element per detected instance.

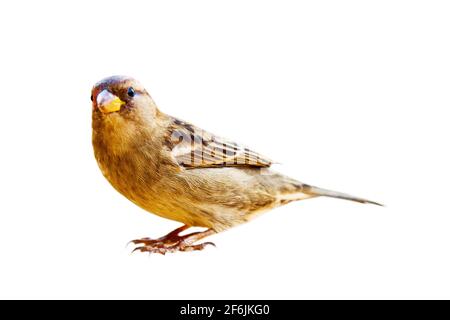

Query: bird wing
<box><xmin>165</xmin><ymin>117</ymin><xmax>273</xmax><ymax>169</ymax></box>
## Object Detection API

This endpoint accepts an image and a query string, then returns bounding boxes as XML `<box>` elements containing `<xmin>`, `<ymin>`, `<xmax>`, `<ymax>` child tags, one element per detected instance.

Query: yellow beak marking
<box><xmin>97</xmin><ymin>90</ymin><xmax>125</xmax><ymax>114</ymax></box>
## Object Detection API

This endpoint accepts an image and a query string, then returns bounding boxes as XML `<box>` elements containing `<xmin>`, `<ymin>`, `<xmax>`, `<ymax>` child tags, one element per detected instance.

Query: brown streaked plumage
<box><xmin>91</xmin><ymin>75</ymin><xmax>382</xmax><ymax>254</ymax></box>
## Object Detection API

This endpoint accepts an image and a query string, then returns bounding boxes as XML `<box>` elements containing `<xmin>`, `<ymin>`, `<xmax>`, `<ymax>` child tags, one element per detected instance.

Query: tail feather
<box><xmin>302</xmin><ymin>184</ymin><xmax>383</xmax><ymax>206</ymax></box>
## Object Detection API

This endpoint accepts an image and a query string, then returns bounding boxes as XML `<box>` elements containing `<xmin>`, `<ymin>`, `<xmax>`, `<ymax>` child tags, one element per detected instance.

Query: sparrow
<box><xmin>91</xmin><ymin>75</ymin><xmax>381</xmax><ymax>254</ymax></box>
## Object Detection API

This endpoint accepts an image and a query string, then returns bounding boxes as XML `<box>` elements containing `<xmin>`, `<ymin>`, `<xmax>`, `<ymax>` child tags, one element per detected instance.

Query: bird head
<box><xmin>91</xmin><ymin>75</ymin><xmax>158</xmax><ymax>119</ymax></box>
<box><xmin>91</xmin><ymin>76</ymin><xmax>162</xmax><ymax>154</ymax></box>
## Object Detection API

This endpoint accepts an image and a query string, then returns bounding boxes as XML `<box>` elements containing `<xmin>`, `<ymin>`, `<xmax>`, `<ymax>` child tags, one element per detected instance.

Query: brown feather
<box><xmin>165</xmin><ymin>117</ymin><xmax>273</xmax><ymax>169</ymax></box>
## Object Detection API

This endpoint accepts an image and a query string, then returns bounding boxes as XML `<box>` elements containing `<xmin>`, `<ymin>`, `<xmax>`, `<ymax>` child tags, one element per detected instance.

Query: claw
<box><xmin>204</xmin><ymin>242</ymin><xmax>216</xmax><ymax>247</ymax></box>
<box><xmin>129</xmin><ymin>227</ymin><xmax>216</xmax><ymax>255</ymax></box>
<box><xmin>131</xmin><ymin>246</ymin><xmax>144</xmax><ymax>254</ymax></box>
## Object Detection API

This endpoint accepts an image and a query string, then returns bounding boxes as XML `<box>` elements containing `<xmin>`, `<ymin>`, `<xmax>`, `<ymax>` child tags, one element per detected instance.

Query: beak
<box><xmin>96</xmin><ymin>90</ymin><xmax>124</xmax><ymax>114</ymax></box>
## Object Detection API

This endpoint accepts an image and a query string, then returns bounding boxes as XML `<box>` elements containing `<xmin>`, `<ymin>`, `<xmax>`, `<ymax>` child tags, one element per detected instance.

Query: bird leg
<box><xmin>130</xmin><ymin>225</ymin><xmax>216</xmax><ymax>255</ymax></box>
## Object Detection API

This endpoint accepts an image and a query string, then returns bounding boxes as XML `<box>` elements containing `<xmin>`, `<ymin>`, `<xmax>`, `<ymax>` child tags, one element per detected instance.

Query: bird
<box><xmin>91</xmin><ymin>75</ymin><xmax>381</xmax><ymax>254</ymax></box>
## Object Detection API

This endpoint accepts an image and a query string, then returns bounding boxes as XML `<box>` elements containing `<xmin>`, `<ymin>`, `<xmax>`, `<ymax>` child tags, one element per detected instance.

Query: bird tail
<box><xmin>302</xmin><ymin>184</ymin><xmax>383</xmax><ymax>206</ymax></box>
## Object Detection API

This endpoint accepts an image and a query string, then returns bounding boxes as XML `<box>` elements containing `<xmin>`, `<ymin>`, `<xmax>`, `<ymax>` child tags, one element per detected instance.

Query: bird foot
<box><xmin>130</xmin><ymin>225</ymin><xmax>216</xmax><ymax>255</ymax></box>
<box><xmin>131</xmin><ymin>240</ymin><xmax>215</xmax><ymax>255</ymax></box>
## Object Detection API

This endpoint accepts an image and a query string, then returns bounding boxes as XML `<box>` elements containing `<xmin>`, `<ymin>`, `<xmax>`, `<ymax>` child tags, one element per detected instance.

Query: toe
<box><xmin>130</xmin><ymin>237</ymin><xmax>153</xmax><ymax>245</ymax></box>
<box><xmin>181</xmin><ymin>242</ymin><xmax>216</xmax><ymax>252</ymax></box>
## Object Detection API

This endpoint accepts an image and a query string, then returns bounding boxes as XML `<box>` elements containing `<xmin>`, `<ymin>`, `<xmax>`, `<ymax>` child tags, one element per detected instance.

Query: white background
<box><xmin>0</xmin><ymin>0</ymin><xmax>449</xmax><ymax>299</ymax></box>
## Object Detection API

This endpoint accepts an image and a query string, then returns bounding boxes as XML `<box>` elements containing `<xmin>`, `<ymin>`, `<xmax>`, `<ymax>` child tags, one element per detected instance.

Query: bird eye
<box><xmin>127</xmin><ymin>87</ymin><xmax>135</xmax><ymax>97</ymax></box>
<box><xmin>90</xmin><ymin>94</ymin><xmax>93</xmax><ymax>101</ymax></box>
